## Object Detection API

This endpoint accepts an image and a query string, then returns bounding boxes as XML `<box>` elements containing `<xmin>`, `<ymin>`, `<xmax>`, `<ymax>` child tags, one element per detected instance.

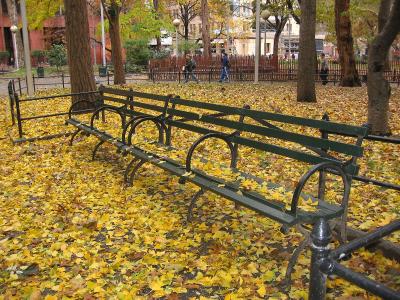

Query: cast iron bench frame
<box><xmin>66</xmin><ymin>85</ymin><xmax>369</xmax><ymax>284</ymax></box>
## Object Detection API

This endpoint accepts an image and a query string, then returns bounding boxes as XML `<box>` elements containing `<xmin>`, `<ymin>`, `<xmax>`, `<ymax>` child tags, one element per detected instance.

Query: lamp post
<box><xmin>173</xmin><ymin>18</ymin><xmax>180</xmax><ymax>57</ymax></box>
<box><xmin>10</xmin><ymin>25</ymin><xmax>19</xmax><ymax>70</ymax></box>
<box><xmin>100</xmin><ymin>2</ymin><xmax>106</xmax><ymax>66</ymax></box>
<box><xmin>20</xmin><ymin>0</ymin><xmax>33</xmax><ymax>96</ymax></box>
<box><xmin>254</xmin><ymin>0</ymin><xmax>261</xmax><ymax>83</ymax></box>
<box><xmin>288</xmin><ymin>17</ymin><xmax>292</xmax><ymax>58</ymax></box>
<box><xmin>261</xmin><ymin>10</ymin><xmax>270</xmax><ymax>56</ymax></box>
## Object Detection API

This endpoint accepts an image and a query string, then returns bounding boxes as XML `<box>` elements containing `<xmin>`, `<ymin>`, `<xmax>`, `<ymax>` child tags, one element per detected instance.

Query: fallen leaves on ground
<box><xmin>0</xmin><ymin>83</ymin><xmax>399</xmax><ymax>299</ymax></box>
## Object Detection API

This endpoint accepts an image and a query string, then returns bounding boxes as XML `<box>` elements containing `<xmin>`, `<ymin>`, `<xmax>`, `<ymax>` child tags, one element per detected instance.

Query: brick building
<box><xmin>0</xmin><ymin>1</ymin><xmax>104</xmax><ymax>66</ymax></box>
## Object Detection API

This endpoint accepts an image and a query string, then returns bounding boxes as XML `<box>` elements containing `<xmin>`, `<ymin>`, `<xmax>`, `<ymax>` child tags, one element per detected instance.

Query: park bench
<box><xmin>66</xmin><ymin>86</ymin><xmax>369</xmax><ymax>284</ymax></box>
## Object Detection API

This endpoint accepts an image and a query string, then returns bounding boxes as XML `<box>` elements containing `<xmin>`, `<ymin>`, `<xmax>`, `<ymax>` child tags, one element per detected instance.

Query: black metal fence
<box><xmin>309</xmin><ymin>218</ymin><xmax>400</xmax><ymax>300</ymax></box>
<box><xmin>149</xmin><ymin>68</ymin><xmax>400</xmax><ymax>85</ymax></box>
<box><xmin>3</xmin><ymin>73</ymin><xmax>149</xmax><ymax>96</ymax></box>
<box><xmin>149</xmin><ymin>58</ymin><xmax>400</xmax><ymax>85</ymax></box>
<box><xmin>7</xmin><ymin>80</ymin><xmax>99</xmax><ymax>142</ymax></box>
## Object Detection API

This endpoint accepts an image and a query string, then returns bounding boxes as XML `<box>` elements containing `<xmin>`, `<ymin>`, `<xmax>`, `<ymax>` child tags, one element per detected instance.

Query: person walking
<box><xmin>184</xmin><ymin>54</ymin><xmax>199</xmax><ymax>83</ymax></box>
<box><xmin>219</xmin><ymin>49</ymin><xmax>230</xmax><ymax>83</ymax></box>
<box><xmin>320</xmin><ymin>53</ymin><xmax>329</xmax><ymax>85</ymax></box>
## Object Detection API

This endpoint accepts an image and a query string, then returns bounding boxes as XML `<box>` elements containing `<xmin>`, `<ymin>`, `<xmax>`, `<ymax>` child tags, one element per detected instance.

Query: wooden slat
<box><xmin>102</xmin><ymin>96</ymin><xmax>165</xmax><ymax>113</ymax></box>
<box><xmin>166</xmin><ymin>108</ymin><xmax>363</xmax><ymax>157</ymax></box>
<box><xmin>170</xmin><ymin>97</ymin><xmax>368</xmax><ymax>136</ymax></box>
<box><xmin>101</xmin><ymin>86</ymin><xmax>169</xmax><ymax>102</ymax></box>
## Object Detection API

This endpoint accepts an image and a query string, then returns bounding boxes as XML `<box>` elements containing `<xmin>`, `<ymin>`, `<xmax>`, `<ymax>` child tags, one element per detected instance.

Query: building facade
<box><xmin>0</xmin><ymin>1</ymin><xmax>103</xmax><ymax>65</ymax></box>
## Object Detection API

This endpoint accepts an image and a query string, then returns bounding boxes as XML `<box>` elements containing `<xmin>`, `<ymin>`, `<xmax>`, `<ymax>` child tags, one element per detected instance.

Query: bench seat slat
<box><xmin>67</xmin><ymin>119</ymin><xmax>344</xmax><ymax>227</ymax></box>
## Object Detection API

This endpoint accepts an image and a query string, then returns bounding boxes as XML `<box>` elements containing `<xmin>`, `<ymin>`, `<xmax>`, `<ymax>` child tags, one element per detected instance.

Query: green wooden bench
<box><xmin>66</xmin><ymin>86</ymin><xmax>369</xmax><ymax>284</ymax></box>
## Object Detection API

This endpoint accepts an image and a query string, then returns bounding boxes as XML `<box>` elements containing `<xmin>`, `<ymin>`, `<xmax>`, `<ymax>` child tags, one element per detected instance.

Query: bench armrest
<box><xmin>68</xmin><ymin>100</ymin><xmax>98</xmax><ymax>119</ymax></box>
<box><xmin>90</xmin><ymin>105</ymin><xmax>125</xmax><ymax>129</ymax></box>
<box><xmin>290</xmin><ymin>162</ymin><xmax>351</xmax><ymax>216</ymax></box>
<box><xmin>124</xmin><ymin>116</ymin><xmax>167</xmax><ymax>145</ymax></box>
<box><xmin>185</xmin><ymin>133</ymin><xmax>235</xmax><ymax>173</ymax></box>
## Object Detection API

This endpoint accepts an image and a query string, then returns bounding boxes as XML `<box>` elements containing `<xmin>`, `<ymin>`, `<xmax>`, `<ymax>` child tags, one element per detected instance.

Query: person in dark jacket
<box><xmin>219</xmin><ymin>49</ymin><xmax>230</xmax><ymax>82</ymax></box>
<box><xmin>184</xmin><ymin>54</ymin><xmax>199</xmax><ymax>83</ymax></box>
<box><xmin>320</xmin><ymin>53</ymin><xmax>329</xmax><ymax>85</ymax></box>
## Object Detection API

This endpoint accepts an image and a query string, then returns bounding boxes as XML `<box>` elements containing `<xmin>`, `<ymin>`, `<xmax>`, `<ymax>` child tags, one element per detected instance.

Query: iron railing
<box><xmin>309</xmin><ymin>218</ymin><xmax>400</xmax><ymax>300</ymax></box>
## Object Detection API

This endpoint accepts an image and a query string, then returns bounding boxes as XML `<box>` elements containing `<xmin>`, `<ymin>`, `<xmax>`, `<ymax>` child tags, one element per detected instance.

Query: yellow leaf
<box><xmin>257</xmin><ymin>284</ymin><xmax>266</xmax><ymax>297</ymax></box>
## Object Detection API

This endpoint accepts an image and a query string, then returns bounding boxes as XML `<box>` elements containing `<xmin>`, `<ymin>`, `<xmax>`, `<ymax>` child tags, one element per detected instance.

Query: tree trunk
<box><xmin>272</xmin><ymin>17</ymin><xmax>287</xmax><ymax>58</ymax></box>
<box><xmin>153</xmin><ymin>0</ymin><xmax>162</xmax><ymax>51</ymax></box>
<box><xmin>109</xmin><ymin>3</ymin><xmax>126</xmax><ymax>85</ymax></box>
<box><xmin>378</xmin><ymin>0</ymin><xmax>392</xmax><ymax>70</ymax></box>
<box><xmin>6</xmin><ymin>0</ymin><xmax>24</xmax><ymax>67</ymax></box>
<box><xmin>367</xmin><ymin>0</ymin><xmax>400</xmax><ymax>135</ymax></box>
<box><xmin>64</xmin><ymin>0</ymin><xmax>96</xmax><ymax>105</ymax></box>
<box><xmin>297</xmin><ymin>0</ymin><xmax>316</xmax><ymax>102</ymax></box>
<box><xmin>335</xmin><ymin>0</ymin><xmax>361</xmax><ymax>87</ymax></box>
<box><xmin>184</xmin><ymin>19</ymin><xmax>189</xmax><ymax>41</ymax></box>
<box><xmin>201</xmin><ymin>0</ymin><xmax>211</xmax><ymax>57</ymax></box>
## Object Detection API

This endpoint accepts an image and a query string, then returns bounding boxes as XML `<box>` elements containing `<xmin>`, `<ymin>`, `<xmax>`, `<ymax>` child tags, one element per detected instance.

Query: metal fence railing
<box><xmin>309</xmin><ymin>218</ymin><xmax>400</xmax><ymax>300</ymax></box>
<box><xmin>1</xmin><ymin>72</ymin><xmax>149</xmax><ymax>96</ymax></box>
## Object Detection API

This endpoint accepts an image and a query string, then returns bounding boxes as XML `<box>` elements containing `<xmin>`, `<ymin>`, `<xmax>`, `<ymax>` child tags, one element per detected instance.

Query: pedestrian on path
<box><xmin>320</xmin><ymin>53</ymin><xmax>329</xmax><ymax>85</ymax></box>
<box><xmin>184</xmin><ymin>54</ymin><xmax>199</xmax><ymax>83</ymax></box>
<box><xmin>219</xmin><ymin>50</ymin><xmax>230</xmax><ymax>83</ymax></box>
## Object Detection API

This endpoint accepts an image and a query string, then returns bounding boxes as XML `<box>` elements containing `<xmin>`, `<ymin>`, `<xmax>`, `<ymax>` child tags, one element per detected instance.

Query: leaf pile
<box><xmin>0</xmin><ymin>83</ymin><xmax>399</xmax><ymax>299</ymax></box>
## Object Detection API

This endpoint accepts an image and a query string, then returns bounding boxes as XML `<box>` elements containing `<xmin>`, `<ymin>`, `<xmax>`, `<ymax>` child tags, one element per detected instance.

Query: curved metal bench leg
<box><xmin>69</xmin><ymin>128</ymin><xmax>82</xmax><ymax>146</ymax></box>
<box><xmin>124</xmin><ymin>157</ymin><xmax>139</xmax><ymax>185</ymax></box>
<box><xmin>187</xmin><ymin>188</ymin><xmax>205</xmax><ymax>223</ymax></box>
<box><xmin>281</xmin><ymin>233</ymin><xmax>311</xmax><ymax>288</ymax></box>
<box><xmin>128</xmin><ymin>159</ymin><xmax>147</xmax><ymax>185</ymax></box>
<box><xmin>92</xmin><ymin>140</ymin><xmax>106</xmax><ymax>161</ymax></box>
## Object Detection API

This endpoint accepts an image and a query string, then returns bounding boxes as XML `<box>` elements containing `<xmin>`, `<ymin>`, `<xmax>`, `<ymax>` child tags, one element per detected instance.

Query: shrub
<box><xmin>32</xmin><ymin>50</ymin><xmax>47</xmax><ymax>65</ymax></box>
<box><xmin>178</xmin><ymin>40</ymin><xmax>200</xmax><ymax>54</ymax></box>
<box><xmin>150</xmin><ymin>49</ymin><xmax>171</xmax><ymax>60</ymax></box>
<box><xmin>125</xmin><ymin>40</ymin><xmax>151</xmax><ymax>69</ymax></box>
<box><xmin>0</xmin><ymin>51</ymin><xmax>10</xmax><ymax>64</ymax></box>
<box><xmin>48</xmin><ymin>44</ymin><xmax>67</xmax><ymax>70</ymax></box>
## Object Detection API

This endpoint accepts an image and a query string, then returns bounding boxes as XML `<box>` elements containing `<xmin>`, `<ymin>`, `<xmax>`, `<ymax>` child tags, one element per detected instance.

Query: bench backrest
<box><xmin>93</xmin><ymin>86</ymin><xmax>368</xmax><ymax>175</ymax></box>
<box><xmin>165</xmin><ymin>97</ymin><xmax>369</xmax><ymax>175</ymax></box>
<box><xmin>99</xmin><ymin>85</ymin><xmax>171</xmax><ymax>119</ymax></box>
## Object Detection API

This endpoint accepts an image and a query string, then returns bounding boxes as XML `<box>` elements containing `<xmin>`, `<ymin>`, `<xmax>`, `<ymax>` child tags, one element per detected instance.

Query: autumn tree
<box><xmin>153</xmin><ymin>0</ymin><xmax>162</xmax><ymax>50</ymax></box>
<box><xmin>251</xmin><ymin>0</ymin><xmax>299</xmax><ymax>58</ymax></box>
<box><xmin>175</xmin><ymin>0</ymin><xmax>199</xmax><ymax>40</ymax></box>
<box><xmin>335</xmin><ymin>0</ymin><xmax>361</xmax><ymax>86</ymax></box>
<box><xmin>297</xmin><ymin>0</ymin><xmax>316</xmax><ymax>102</ymax></box>
<box><xmin>367</xmin><ymin>0</ymin><xmax>400</xmax><ymax>134</ymax></box>
<box><xmin>64</xmin><ymin>0</ymin><xmax>96</xmax><ymax>103</ymax></box>
<box><xmin>101</xmin><ymin>0</ymin><xmax>133</xmax><ymax>84</ymax></box>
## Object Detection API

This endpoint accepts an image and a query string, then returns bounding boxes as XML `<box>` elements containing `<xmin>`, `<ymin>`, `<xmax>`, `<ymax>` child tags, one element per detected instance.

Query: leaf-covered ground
<box><xmin>0</xmin><ymin>83</ymin><xmax>399</xmax><ymax>299</ymax></box>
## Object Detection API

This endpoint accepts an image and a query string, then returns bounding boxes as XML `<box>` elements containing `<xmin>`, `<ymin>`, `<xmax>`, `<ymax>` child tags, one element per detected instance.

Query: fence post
<box><xmin>209</xmin><ymin>69</ymin><xmax>212</xmax><ymax>83</ymax></box>
<box><xmin>18</xmin><ymin>77</ymin><xmax>22</xmax><ymax>96</ymax></box>
<box><xmin>178</xmin><ymin>71</ymin><xmax>181</xmax><ymax>83</ymax></box>
<box><xmin>32</xmin><ymin>75</ymin><xmax>36</xmax><ymax>93</ymax></box>
<box><xmin>14</xmin><ymin>94</ymin><xmax>23</xmax><ymax>138</ymax></box>
<box><xmin>62</xmin><ymin>73</ymin><xmax>65</xmax><ymax>89</ymax></box>
<box><xmin>309</xmin><ymin>218</ymin><xmax>332</xmax><ymax>300</ymax></box>
<box><xmin>8</xmin><ymin>81</ymin><xmax>16</xmax><ymax>125</ymax></box>
<box><xmin>107</xmin><ymin>72</ymin><xmax>110</xmax><ymax>85</ymax></box>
